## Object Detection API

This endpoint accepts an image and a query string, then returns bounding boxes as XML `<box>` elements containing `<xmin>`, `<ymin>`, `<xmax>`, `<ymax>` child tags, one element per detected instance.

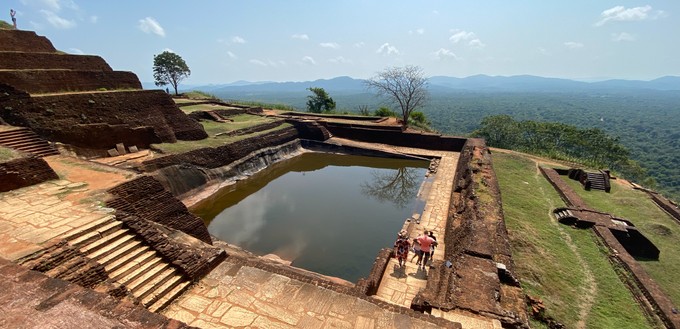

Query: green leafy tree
<box><xmin>365</xmin><ymin>65</ymin><xmax>429</xmax><ymax>129</ymax></box>
<box><xmin>306</xmin><ymin>87</ymin><xmax>336</xmax><ymax>113</ymax></box>
<box><xmin>153</xmin><ymin>51</ymin><xmax>191</xmax><ymax>96</ymax></box>
<box><xmin>374</xmin><ymin>107</ymin><xmax>396</xmax><ymax>117</ymax></box>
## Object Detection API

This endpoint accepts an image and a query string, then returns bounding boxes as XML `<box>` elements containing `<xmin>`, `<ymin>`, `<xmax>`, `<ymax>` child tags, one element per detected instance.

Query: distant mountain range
<box><xmin>143</xmin><ymin>75</ymin><xmax>680</xmax><ymax>94</ymax></box>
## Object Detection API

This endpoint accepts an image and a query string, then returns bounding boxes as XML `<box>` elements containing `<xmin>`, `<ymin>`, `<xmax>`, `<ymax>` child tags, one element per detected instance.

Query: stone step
<box><xmin>88</xmin><ymin>234</ymin><xmax>139</xmax><ymax>262</ymax></box>
<box><xmin>69</xmin><ymin>220</ymin><xmax>123</xmax><ymax>247</ymax></box>
<box><xmin>0</xmin><ymin>129</ymin><xmax>31</xmax><ymax>138</ymax></box>
<box><xmin>147</xmin><ymin>280</ymin><xmax>191</xmax><ymax>313</ymax></box>
<box><xmin>104</xmin><ymin>245</ymin><xmax>151</xmax><ymax>274</ymax></box>
<box><xmin>126</xmin><ymin>262</ymin><xmax>172</xmax><ymax>294</ymax></box>
<box><xmin>115</xmin><ymin>256</ymin><xmax>164</xmax><ymax>287</ymax></box>
<box><xmin>0</xmin><ymin>135</ymin><xmax>37</xmax><ymax>144</ymax></box>
<box><xmin>139</xmin><ymin>271</ymin><xmax>183</xmax><ymax>305</ymax></box>
<box><xmin>77</xmin><ymin>226</ymin><xmax>129</xmax><ymax>254</ymax></box>
<box><xmin>44</xmin><ymin>255</ymin><xmax>82</xmax><ymax>278</ymax></box>
<box><xmin>60</xmin><ymin>215</ymin><xmax>115</xmax><ymax>241</ymax></box>
<box><xmin>109</xmin><ymin>250</ymin><xmax>158</xmax><ymax>282</ymax></box>
<box><xmin>0</xmin><ymin>138</ymin><xmax>45</xmax><ymax>147</ymax></box>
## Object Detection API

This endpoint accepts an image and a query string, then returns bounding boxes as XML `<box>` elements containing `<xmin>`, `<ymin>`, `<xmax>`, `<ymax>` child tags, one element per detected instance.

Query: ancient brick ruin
<box><xmin>0</xmin><ymin>29</ymin><xmax>534</xmax><ymax>328</ymax></box>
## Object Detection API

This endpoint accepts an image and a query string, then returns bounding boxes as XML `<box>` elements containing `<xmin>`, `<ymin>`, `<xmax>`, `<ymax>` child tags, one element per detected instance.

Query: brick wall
<box><xmin>107</xmin><ymin>176</ymin><xmax>213</xmax><ymax>244</ymax></box>
<box><xmin>0</xmin><ymin>156</ymin><xmax>58</xmax><ymax>192</ymax></box>
<box><xmin>0</xmin><ymin>70</ymin><xmax>141</xmax><ymax>94</ymax></box>
<box><xmin>0</xmin><ymin>30</ymin><xmax>56</xmax><ymax>52</ymax></box>
<box><xmin>0</xmin><ymin>52</ymin><xmax>112</xmax><ymax>71</ymax></box>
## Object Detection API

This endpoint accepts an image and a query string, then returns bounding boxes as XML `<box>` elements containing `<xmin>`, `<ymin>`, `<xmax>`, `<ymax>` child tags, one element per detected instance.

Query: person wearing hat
<box><xmin>393</xmin><ymin>230</ymin><xmax>411</xmax><ymax>268</ymax></box>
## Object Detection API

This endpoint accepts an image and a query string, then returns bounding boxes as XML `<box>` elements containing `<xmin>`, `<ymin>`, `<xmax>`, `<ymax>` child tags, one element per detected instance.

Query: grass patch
<box><xmin>227</xmin><ymin>100</ymin><xmax>296</xmax><ymax>111</ymax></box>
<box><xmin>0</xmin><ymin>20</ymin><xmax>14</xmax><ymax>30</ymax></box>
<box><xmin>563</xmin><ymin>177</ymin><xmax>680</xmax><ymax>307</ymax></box>
<box><xmin>152</xmin><ymin>120</ymin><xmax>291</xmax><ymax>154</ymax></box>
<box><xmin>183</xmin><ymin>90</ymin><xmax>219</xmax><ymax>100</ymax></box>
<box><xmin>180</xmin><ymin>103</ymin><xmax>232</xmax><ymax>113</ymax></box>
<box><xmin>0</xmin><ymin>146</ymin><xmax>21</xmax><ymax>162</ymax></box>
<box><xmin>493</xmin><ymin>152</ymin><xmax>653</xmax><ymax>328</ymax></box>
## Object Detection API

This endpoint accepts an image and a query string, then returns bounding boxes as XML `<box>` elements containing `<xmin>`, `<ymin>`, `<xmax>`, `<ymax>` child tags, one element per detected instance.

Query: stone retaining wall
<box><xmin>107</xmin><ymin>175</ymin><xmax>213</xmax><ymax>244</ymax></box>
<box><xmin>647</xmin><ymin>191</ymin><xmax>680</xmax><ymax>225</ymax></box>
<box><xmin>141</xmin><ymin>126</ymin><xmax>298</xmax><ymax>171</ymax></box>
<box><xmin>0</xmin><ymin>84</ymin><xmax>207</xmax><ymax>149</ymax></box>
<box><xmin>0</xmin><ymin>70</ymin><xmax>141</xmax><ymax>94</ymax></box>
<box><xmin>325</xmin><ymin>123</ymin><xmax>467</xmax><ymax>152</ymax></box>
<box><xmin>0</xmin><ymin>52</ymin><xmax>112</xmax><ymax>70</ymax></box>
<box><xmin>0</xmin><ymin>30</ymin><xmax>56</xmax><ymax>52</ymax></box>
<box><xmin>0</xmin><ymin>156</ymin><xmax>58</xmax><ymax>192</ymax></box>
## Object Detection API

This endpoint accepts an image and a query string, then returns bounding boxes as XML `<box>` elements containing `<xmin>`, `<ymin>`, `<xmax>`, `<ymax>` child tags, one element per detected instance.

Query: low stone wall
<box><xmin>0</xmin><ymin>85</ymin><xmax>207</xmax><ymax>149</ymax></box>
<box><xmin>0</xmin><ymin>52</ymin><xmax>112</xmax><ymax>71</ymax></box>
<box><xmin>0</xmin><ymin>156</ymin><xmax>58</xmax><ymax>192</ymax></box>
<box><xmin>282</xmin><ymin>111</ymin><xmax>381</xmax><ymax>122</ymax></box>
<box><xmin>648</xmin><ymin>191</ymin><xmax>680</xmax><ymax>225</ymax></box>
<box><xmin>325</xmin><ymin>123</ymin><xmax>467</xmax><ymax>152</ymax></box>
<box><xmin>0</xmin><ymin>30</ymin><xmax>56</xmax><ymax>52</ymax></box>
<box><xmin>142</xmin><ymin>126</ymin><xmax>298</xmax><ymax>171</ymax></box>
<box><xmin>117</xmin><ymin>212</ymin><xmax>226</xmax><ymax>279</ymax></box>
<box><xmin>106</xmin><ymin>175</ymin><xmax>213</xmax><ymax>244</ymax></box>
<box><xmin>356</xmin><ymin>248</ymin><xmax>393</xmax><ymax>296</ymax></box>
<box><xmin>0</xmin><ymin>70</ymin><xmax>141</xmax><ymax>94</ymax></box>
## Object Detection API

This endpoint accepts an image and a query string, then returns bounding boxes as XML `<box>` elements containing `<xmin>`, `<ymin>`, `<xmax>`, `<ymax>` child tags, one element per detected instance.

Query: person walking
<box><xmin>410</xmin><ymin>237</ymin><xmax>422</xmax><ymax>265</ymax></box>
<box><xmin>393</xmin><ymin>230</ymin><xmax>410</xmax><ymax>268</ymax></box>
<box><xmin>417</xmin><ymin>230</ymin><xmax>436</xmax><ymax>270</ymax></box>
<box><xmin>428</xmin><ymin>231</ymin><xmax>438</xmax><ymax>264</ymax></box>
<box><xmin>10</xmin><ymin>9</ymin><xmax>17</xmax><ymax>29</ymax></box>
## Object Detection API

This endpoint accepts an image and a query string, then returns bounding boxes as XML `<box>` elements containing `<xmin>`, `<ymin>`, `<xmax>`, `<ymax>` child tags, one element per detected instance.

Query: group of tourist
<box><xmin>393</xmin><ymin>229</ymin><xmax>438</xmax><ymax>270</ymax></box>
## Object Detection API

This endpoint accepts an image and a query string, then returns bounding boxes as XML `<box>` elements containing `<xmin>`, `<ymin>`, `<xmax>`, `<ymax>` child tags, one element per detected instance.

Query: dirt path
<box><xmin>533</xmin><ymin>161</ymin><xmax>597</xmax><ymax>329</ymax></box>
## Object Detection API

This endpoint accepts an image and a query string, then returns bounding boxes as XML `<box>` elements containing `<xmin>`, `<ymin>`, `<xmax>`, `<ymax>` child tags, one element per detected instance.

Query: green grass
<box><xmin>563</xmin><ymin>177</ymin><xmax>680</xmax><ymax>307</ymax></box>
<box><xmin>0</xmin><ymin>20</ymin><xmax>13</xmax><ymax>30</ymax></box>
<box><xmin>0</xmin><ymin>146</ymin><xmax>21</xmax><ymax>162</ymax></box>
<box><xmin>180</xmin><ymin>103</ymin><xmax>232</xmax><ymax>113</ymax></box>
<box><xmin>152</xmin><ymin>119</ymin><xmax>290</xmax><ymax>154</ymax></box>
<box><xmin>183</xmin><ymin>90</ymin><xmax>219</xmax><ymax>100</ymax></box>
<box><xmin>493</xmin><ymin>152</ymin><xmax>653</xmax><ymax>328</ymax></box>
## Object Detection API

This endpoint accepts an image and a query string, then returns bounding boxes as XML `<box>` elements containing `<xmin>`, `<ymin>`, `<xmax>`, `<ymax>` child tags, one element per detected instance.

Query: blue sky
<box><xmin>7</xmin><ymin>1</ymin><xmax>679</xmax><ymax>84</ymax></box>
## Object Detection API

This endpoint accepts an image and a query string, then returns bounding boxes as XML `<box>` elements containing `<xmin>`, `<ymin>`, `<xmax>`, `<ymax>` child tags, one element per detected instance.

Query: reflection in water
<box><xmin>360</xmin><ymin>168</ymin><xmax>421</xmax><ymax>209</ymax></box>
<box><xmin>191</xmin><ymin>152</ymin><xmax>428</xmax><ymax>282</ymax></box>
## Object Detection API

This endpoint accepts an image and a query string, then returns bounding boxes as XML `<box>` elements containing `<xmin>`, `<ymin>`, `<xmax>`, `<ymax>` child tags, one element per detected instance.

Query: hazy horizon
<box><xmin>11</xmin><ymin>1</ymin><xmax>678</xmax><ymax>85</ymax></box>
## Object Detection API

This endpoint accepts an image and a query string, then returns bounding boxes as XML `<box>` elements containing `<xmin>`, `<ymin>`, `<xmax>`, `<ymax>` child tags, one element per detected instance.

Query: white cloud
<box><xmin>231</xmin><ymin>36</ymin><xmax>246</xmax><ymax>44</ymax></box>
<box><xmin>564</xmin><ymin>41</ymin><xmax>584</xmax><ymax>49</ymax></box>
<box><xmin>68</xmin><ymin>47</ymin><xmax>84</xmax><ymax>54</ymax></box>
<box><xmin>409</xmin><ymin>28</ymin><xmax>425</xmax><ymax>35</ymax></box>
<box><xmin>329</xmin><ymin>56</ymin><xmax>352</xmax><ymax>64</ymax></box>
<box><xmin>138</xmin><ymin>17</ymin><xmax>165</xmax><ymax>37</ymax></box>
<box><xmin>21</xmin><ymin>0</ymin><xmax>61</xmax><ymax>11</ymax></box>
<box><xmin>302</xmin><ymin>56</ymin><xmax>317</xmax><ymax>65</ymax></box>
<box><xmin>611</xmin><ymin>32</ymin><xmax>636</xmax><ymax>42</ymax></box>
<box><xmin>434</xmin><ymin>48</ymin><xmax>458</xmax><ymax>60</ymax></box>
<box><xmin>41</xmin><ymin>10</ymin><xmax>76</xmax><ymax>29</ymax></box>
<box><xmin>320</xmin><ymin>42</ymin><xmax>340</xmax><ymax>49</ymax></box>
<box><xmin>249</xmin><ymin>59</ymin><xmax>285</xmax><ymax>67</ymax></box>
<box><xmin>89</xmin><ymin>15</ymin><xmax>98</xmax><ymax>23</ymax></box>
<box><xmin>449</xmin><ymin>30</ymin><xmax>476</xmax><ymax>43</ymax></box>
<box><xmin>354</xmin><ymin>42</ymin><xmax>365</xmax><ymax>48</ymax></box>
<box><xmin>376</xmin><ymin>43</ymin><xmax>399</xmax><ymax>55</ymax></box>
<box><xmin>249</xmin><ymin>59</ymin><xmax>268</xmax><ymax>66</ymax></box>
<box><xmin>292</xmin><ymin>34</ymin><xmax>309</xmax><ymax>40</ymax></box>
<box><xmin>227</xmin><ymin>51</ymin><xmax>237</xmax><ymax>59</ymax></box>
<box><xmin>538</xmin><ymin>47</ymin><xmax>550</xmax><ymax>55</ymax></box>
<box><xmin>469</xmin><ymin>39</ymin><xmax>486</xmax><ymax>48</ymax></box>
<box><xmin>595</xmin><ymin>5</ymin><xmax>664</xmax><ymax>26</ymax></box>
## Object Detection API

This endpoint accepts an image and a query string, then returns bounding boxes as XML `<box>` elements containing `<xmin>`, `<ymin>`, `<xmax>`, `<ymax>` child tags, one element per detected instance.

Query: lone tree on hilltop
<box><xmin>153</xmin><ymin>51</ymin><xmax>190</xmax><ymax>96</ymax></box>
<box><xmin>306</xmin><ymin>87</ymin><xmax>336</xmax><ymax>113</ymax></box>
<box><xmin>365</xmin><ymin>65</ymin><xmax>428</xmax><ymax>129</ymax></box>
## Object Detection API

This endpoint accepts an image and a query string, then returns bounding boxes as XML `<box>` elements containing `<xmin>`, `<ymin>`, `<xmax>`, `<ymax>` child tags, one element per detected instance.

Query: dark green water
<box><xmin>191</xmin><ymin>152</ymin><xmax>428</xmax><ymax>282</ymax></box>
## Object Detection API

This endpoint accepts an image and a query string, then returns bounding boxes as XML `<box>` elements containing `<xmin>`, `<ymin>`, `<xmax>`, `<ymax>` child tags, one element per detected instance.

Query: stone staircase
<box><xmin>0</xmin><ymin>127</ymin><xmax>60</xmax><ymax>157</ymax></box>
<box><xmin>553</xmin><ymin>208</ymin><xmax>577</xmax><ymax>225</ymax></box>
<box><xmin>60</xmin><ymin>215</ymin><xmax>192</xmax><ymax>312</ymax></box>
<box><xmin>584</xmin><ymin>171</ymin><xmax>610</xmax><ymax>192</ymax></box>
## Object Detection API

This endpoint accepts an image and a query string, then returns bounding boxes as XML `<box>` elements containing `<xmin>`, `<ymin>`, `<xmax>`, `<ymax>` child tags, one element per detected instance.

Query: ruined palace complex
<box><xmin>1</xmin><ymin>29</ymin><xmax>678</xmax><ymax>329</ymax></box>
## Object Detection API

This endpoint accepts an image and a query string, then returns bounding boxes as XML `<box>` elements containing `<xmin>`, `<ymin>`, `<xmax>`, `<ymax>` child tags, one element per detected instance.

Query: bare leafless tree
<box><xmin>365</xmin><ymin>65</ymin><xmax>428</xmax><ymax>129</ymax></box>
<box><xmin>360</xmin><ymin>168</ymin><xmax>420</xmax><ymax>209</ymax></box>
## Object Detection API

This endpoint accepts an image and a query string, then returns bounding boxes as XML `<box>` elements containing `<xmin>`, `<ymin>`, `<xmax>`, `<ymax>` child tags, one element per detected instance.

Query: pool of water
<box><xmin>191</xmin><ymin>152</ymin><xmax>429</xmax><ymax>282</ymax></box>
